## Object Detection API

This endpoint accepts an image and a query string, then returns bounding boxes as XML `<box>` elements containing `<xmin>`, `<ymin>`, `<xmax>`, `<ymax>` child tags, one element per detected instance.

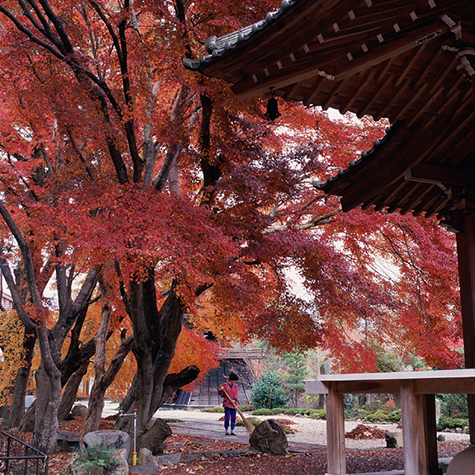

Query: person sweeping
<box><xmin>218</xmin><ymin>372</ymin><xmax>239</xmax><ymax>435</ymax></box>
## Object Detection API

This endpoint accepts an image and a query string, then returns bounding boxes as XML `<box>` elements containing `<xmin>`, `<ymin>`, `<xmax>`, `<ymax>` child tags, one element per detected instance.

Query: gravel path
<box><xmin>153</xmin><ymin>408</ymin><xmax>470</xmax><ymax>449</ymax></box>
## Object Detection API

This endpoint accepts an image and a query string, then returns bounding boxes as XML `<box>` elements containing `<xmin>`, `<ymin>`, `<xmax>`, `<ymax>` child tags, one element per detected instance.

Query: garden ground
<box><xmin>42</xmin><ymin>405</ymin><xmax>470</xmax><ymax>474</ymax></box>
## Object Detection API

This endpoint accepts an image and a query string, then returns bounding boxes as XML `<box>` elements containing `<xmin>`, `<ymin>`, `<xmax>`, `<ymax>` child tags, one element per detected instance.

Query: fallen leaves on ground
<box><xmin>2</xmin><ymin>417</ymin><xmax>469</xmax><ymax>474</ymax></box>
<box><xmin>163</xmin><ymin>434</ymin><xmax>245</xmax><ymax>455</ymax></box>
<box><xmin>158</xmin><ymin>442</ymin><xmax>469</xmax><ymax>475</ymax></box>
<box><xmin>345</xmin><ymin>424</ymin><xmax>387</xmax><ymax>440</ymax></box>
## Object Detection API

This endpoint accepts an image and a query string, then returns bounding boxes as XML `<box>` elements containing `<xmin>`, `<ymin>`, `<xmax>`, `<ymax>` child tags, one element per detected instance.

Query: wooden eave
<box><xmin>185</xmin><ymin>0</ymin><xmax>475</xmax><ymax>225</ymax></box>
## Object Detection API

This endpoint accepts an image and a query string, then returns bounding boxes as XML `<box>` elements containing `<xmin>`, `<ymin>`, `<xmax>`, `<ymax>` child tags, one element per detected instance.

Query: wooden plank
<box><xmin>304</xmin><ymin>380</ymin><xmax>329</xmax><ymax>394</ymax></box>
<box><xmin>318</xmin><ymin>368</ymin><xmax>475</xmax><ymax>383</ymax></box>
<box><xmin>334</xmin><ymin>380</ymin><xmax>401</xmax><ymax>394</ymax></box>
<box><xmin>326</xmin><ymin>383</ymin><xmax>346</xmax><ymax>475</ymax></box>
<box><xmin>401</xmin><ymin>380</ymin><xmax>427</xmax><ymax>475</ymax></box>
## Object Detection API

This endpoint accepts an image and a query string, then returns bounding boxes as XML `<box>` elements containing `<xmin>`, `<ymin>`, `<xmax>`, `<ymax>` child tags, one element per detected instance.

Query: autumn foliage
<box><xmin>0</xmin><ymin>0</ymin><xmax>462</xmax><ymax>453</ymax></box>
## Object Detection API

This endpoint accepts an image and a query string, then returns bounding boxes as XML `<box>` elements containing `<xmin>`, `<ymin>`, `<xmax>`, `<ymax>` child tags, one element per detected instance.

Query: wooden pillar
<box><xmin>456</xmin><ymin>212</ymin><xmax>475</xmax><ymax>444</ymax></box>
<box><xmin>401</xmin><ymin>381</ymin><xmax>427</xmax><ymax>475</ymax></box>
<box><xmin>424</xmin><ymin>394</ymin><xmax>443</xmax><ymax>475</ymax></box>
<box><xmin>326</xmin><ymin>383</ymin><xmax>346</xmax><ymax>475</ymax></box>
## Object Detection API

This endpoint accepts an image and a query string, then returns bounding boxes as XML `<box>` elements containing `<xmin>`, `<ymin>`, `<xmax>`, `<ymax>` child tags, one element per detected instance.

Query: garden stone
<box><xmin>249</xmin><ymin>419</ymin><xmax>288</xmax><ymax>455</ymax></box>
<box><xmin>71</xmin><ymin>404</ymin><xmax>88</xmax><ymax>418</ymax></box>
<box><xmin>435</xmin><ymin>398</ymin><xmax>442</xmax><ymax>424</ymax></box>
<box><xmin>83</xmin><ymin>430</ymin><xmax>131</xmax><ymax>459</ymax></box>
<box><xmin>57</xmin><ymin>429</ymin><xmax>80</xmax><ymax>451</ymax></box>
<box><xmin>447</xmin><ymin>447</ymin><xmax>475</xmax><ymax>474</ymax></box>
<box><xmin>385</xmin><ymin>431</ymin><xmax>403</xmax><ymax>448</ymax></box>
<box><xmin>138</xmin><ymin>448</ymin><xmax>156</xmax><ymax>466</ymax></box>
<box><xmin>438</xmin><ymin>457</ymin><xmax>453</xmax><ymax>473</ymax></box>
<box><xmin>58</xmin><ymin>448</ymin><xmax>128</xmax><ymax>475</ymax></box>
<box><xmin>437</xmin><ymin>434</ymin><xmax>446</xmax><ymax>442</ymax></box>
<box><xmin>110</xmin><ymin>449</ymin><xmax>129</xmax><ymax>475</ymax></box>
<box><xmin>454</xmin><ymin>427</ymin><xmax>462</xmax><ymax>433</ymax></box>
<box><xmin>153</xmin><ymin>453</ymin><xmax>182</xmax><ymax>465</ymax></box>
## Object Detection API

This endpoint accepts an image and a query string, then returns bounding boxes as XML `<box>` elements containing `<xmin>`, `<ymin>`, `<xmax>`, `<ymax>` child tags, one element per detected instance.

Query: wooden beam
<box><xmin>304</xmin><ymin>380</ymin><xmax>329</xmax><ymax>394</ymax></box>
<box><xmin>456</xmin><ymin>212</ymin><xmax>475</xmax><ymax>445</ymax></box>
<box><xmin>326</xmin><ymin>383</ymin><xmax>346</xmax><ymax>475</ymax></box>
<box><xmin>333</xmin><ymin>22</ymin><xmax>449</xmax><ymax>81</ymax></box>
<box><xmin>230</xmin><ymin>21</ymin><xmax>449</xmax><ymax>101</ymax></box>
<box><xmin>340</xmin><ymin>126</ymin><xmax>424</xmax><ymax>211</ymax></box>
<box><xmin>401</xmin><ymin>380</ymin><xmax>427</xmax><ymax>475</ymax></box>
<box><xmin>334</xmin><ymin>380</ymin><xmax>400</xmax><ymax>394</ymax></box>
<box><xmin>423</xmin><ymin>395</ymin><xmax>442</xmax><ymax>475</ymax></box>
<box><xmin>404</xmin><ymin>162</ymin><xmax>475</xmax><ymax>186</ymax></box>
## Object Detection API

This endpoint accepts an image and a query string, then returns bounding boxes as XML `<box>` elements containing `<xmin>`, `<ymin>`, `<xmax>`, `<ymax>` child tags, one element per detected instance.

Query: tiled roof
<box><xmin>183</xmin><ymin>0</ymin><xmax>300</xmax><ymax>72</ymax></box>
<box><xmin>313</xmin><ymin>124</ymin><xmax>397</xmax><ymax>192</ymax></box>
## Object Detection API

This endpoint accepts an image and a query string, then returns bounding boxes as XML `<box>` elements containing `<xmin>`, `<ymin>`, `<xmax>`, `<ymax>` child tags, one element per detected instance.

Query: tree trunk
<box><xmin>136</xmin><ymin>418</ymin><xmax>172</xmax><ymax>455</ymax></box>
<box><xmin>115</xmin><ymin>277</ymin><xmax>187</xmax><ymax>435</ymax></box>
<box><xmin>58</xmin><ymin>362</ymin><xmax>89</xmax><ymax>421</ymax></box>
<box><xmin>81</xmin><ymin>334</ymin><xmax>133</xmax><ymax>438</ymax></box>
<box><xmin>33</xmin><ymin>365</ymin><xmax>62</xmax><ymax>454</ymax></box>
<box><xmin>3</xmin><ymin>330</ymin><xmax>36</xmax><ymax>428</ymax></box>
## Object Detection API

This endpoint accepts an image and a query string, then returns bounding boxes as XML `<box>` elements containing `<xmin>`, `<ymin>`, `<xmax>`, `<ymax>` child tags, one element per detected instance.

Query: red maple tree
<box><xmin>0</xmin><ymin>0</ymin><xmax>461</xmax><ymax>455</ymax></box>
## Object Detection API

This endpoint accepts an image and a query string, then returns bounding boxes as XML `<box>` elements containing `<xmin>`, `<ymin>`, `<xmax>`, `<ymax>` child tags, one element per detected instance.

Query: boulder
<box><xmin>249</xmin><ymin>419</ymin><xmax>288</xmax><ymax>455</ymax></box>
<box><xmin>83</xmin><ymin>430</ymin><xmax>131</xmax><ymax>460</ymax></box>
<box><xmin>385</xmin><ymin>431</ymin><xmax>403</xmax><ymax>448</ymax></box>
<box><xmin>71</xmin><ymin>404</ymin><xmax>88</xmax><ymax>418</ymax></box>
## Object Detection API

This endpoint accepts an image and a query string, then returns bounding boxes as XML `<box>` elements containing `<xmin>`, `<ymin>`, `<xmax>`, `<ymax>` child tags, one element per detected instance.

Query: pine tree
<box><xmin>284</xmin><ymin>351</ymin><xmax>309</xmax><ymax>408</ymax></box>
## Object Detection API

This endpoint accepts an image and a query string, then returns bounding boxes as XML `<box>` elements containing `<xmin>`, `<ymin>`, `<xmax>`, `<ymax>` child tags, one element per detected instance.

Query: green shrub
<box><xmin>362</xmin><ymin>400</ymin><xmax>385</xmax><ymax>413</ymax></box>
<box><xmin>238</xmin><ymin>404</ymin><xmax>254</xmax><ymax>412</ymax></box>
<box><xmin>74</xmin><ymin>443</ymin><xmax>119</xmax><ymax>474</ymax></box>
<box><xmin>364</xmin><ymin>410</ymin><xmax>390</xmax><ymax>422</ymax></box>
<box><xmin>437</xmin><ymin>415</ymin><xmax>469</xmax><ymax>431</ymax></box>
<box><xmin>388</xmin><ymin>409</ymin><xmax>402</xmax><ymax>422</ymax></box>
<box><xmin>282</xmin><ymin>408</ymin><xmax>320</xmax><ymax>416</ymax></box>
<box><xmin>252</xmin><ymin>407</ymin><xmax>327</xmax><ymax>418</ymax></box>
<box><xmin>311</xmin><ymin>409</ymin><xmax>326</xmax><ymax>420</ymax></box>
<box><xmin>252</xmin><ymin>408</ymin><xmax>284</xmax><ymax>416</ymax></box>
<box><xmin>202</xmin><ymin>407</ymin><xmax>224</xmax><ymax>413</ymax></box>
<box><xmin>344</xmin><ymin>394</ymin><xmax>358</xmax><ymax>416</ymax></box>
<box><xmin>250</xmin><ymin>371</ymin><xmax>289</xmax><ymax>409</ymax></box>
<box><xmin>437</xmin><ymin>394</ymin><xmax>468</xmax><ymax>417</ymax></box>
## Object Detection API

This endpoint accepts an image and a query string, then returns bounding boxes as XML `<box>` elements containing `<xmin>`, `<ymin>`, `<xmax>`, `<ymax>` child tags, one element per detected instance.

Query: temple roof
<box><xmin>185</xmin><ymin>1</ymin><xmax>475</xmax><ymax>228</ymax></box>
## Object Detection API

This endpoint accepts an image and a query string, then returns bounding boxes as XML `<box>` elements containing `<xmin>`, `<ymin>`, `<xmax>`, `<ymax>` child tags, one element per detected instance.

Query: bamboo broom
<box><xmin>222</xmin><ymin>388</ymin><xmax>254</xmax><ymax>435</ymax></box>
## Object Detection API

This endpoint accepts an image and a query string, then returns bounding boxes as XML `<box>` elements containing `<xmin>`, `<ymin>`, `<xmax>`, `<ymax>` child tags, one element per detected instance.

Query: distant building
<box><xmin>1</xmin><ymin>292</ymin><xmax>13</xmax><ymax>310</ymax></box>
